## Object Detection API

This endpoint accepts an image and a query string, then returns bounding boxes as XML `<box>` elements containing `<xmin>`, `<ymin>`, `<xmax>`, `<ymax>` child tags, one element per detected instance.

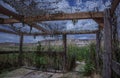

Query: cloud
<box><xmin>0</xmin><ymin>0</ymin><xmax>110</xmax><ymax>42</ymax></box>
<box><xmin>0</xmin><ymin>33</ymin><xmax>19</xmax><ymax>42</ymax></box>
<box><xmin>0</xmin><ymin>0</ymin><xmax>18</xmax><ymax>13</ymax></box>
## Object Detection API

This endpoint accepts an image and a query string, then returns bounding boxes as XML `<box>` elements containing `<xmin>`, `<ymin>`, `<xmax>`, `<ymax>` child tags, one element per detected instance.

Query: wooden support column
<box><xmin>103</xmin><ymin>9</ymin><xmax>112</xmax><ymax>78</ymax></box>
<box><xmin>63</xmin><ymin>34</ymin><xmax>67</xmax><ymax>53</ymax></box>
<box><xmin>63</xmin><ymin>34</ymin><xmax>67</xmax><ymax>71</ymax></box>
<box><xmin>18</xmin><ymin>34</ymin><xmax>24</xmax><ymax>66</ymax></box>
<box><xmin>96</xmin><ymin>30</ymin><xmax>100</xmax><ymax>73</ymax></box>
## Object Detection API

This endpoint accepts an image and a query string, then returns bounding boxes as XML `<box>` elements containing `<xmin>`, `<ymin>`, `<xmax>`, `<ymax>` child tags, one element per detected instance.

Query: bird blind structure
<box><xmin>0</xmin><ymin>0</ymin><xmax>120</xmax><ymax>78</ymax></box>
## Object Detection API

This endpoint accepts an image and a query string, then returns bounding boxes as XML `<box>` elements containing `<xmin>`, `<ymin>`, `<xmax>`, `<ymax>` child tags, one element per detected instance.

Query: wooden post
<box><xmin>18</xmin><ymin>34</ymin><xmax>24</xmax><ymax>66</ymax></box>
<box><xmin>96</xmin><ymin>30</ymin><xmax>100</xmax><ymax>72</ymax></box>
<box><xmin>63</xmin><ymin>34</ymin><xmax>67</xmax><ymax>53</ymax></box>
<box><xmin>103</xmin><ymin>9</ymin><xmax>112</xmax><ymax>78</ymax></box>
<box><xmin>63</xmin><ymin>34</ymin><xmax>67</xmax><ymax>71</ymax></box>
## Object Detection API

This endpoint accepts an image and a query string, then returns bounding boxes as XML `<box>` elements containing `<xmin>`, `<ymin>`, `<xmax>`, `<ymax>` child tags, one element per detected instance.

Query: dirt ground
<box><xmin>0</xmin><ymin>61</ymin><xmax>101</xmax><ymax>78</ymax></box>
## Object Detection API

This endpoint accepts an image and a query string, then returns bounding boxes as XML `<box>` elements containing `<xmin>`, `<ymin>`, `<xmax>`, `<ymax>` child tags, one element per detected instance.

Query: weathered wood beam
<box><xmin>0</xmin><ymin>5</ymin><xmax>48</xmax><ymax>32</ymax></box>
<box><xmin>103</xmin><ymin>9</ymin><xmax>112</xmax><ymax>78</ymax></box>
<box><xmin>0</xmin><ymin>51</ymin><xmax>64</xmax><ymax>54</ymax></box>
<box><xmin>94</xmin><ymin>19</ymin><xmax>104</xmax><ymax>29</ymax></box>
<box><xmin>0</xmin><ymin>18</ymin><xmax>4</xmax><ymax>23</ymax></box>
<box><xmin>0</xmin><ymin>18</ymin><xmax>100</xmax><ymax>33</ymax></box>
<box><xmin>111</xmin><ymin>0</ymin><xmax>120</xmax><ymax>16</ymax></box>
<box><xmin>0</xmin><ymin>18</ymin><xmax>48</xmax><ymax>32</ymax></box>
<box><xmin>63</xmin><ymin>34</ymin><xmax>67</xmax><ymax>53</ymax></box>
<box><xmin>0</xmin><ymin>5</ymin><xmax>23</xmax><ymax>20</ymax></box>
<box><xmin>96</xmin><ymin>30</ymin><xmax>101</xmax><ymax>72</ymax></box>
<box><xmin>0</xmin><ymin>28</ymin><xmax>18</xmax><ymax>34</ymax></box>
<box><xmin>0</xmin><ymin>12</ymin><xmax>103</xmax><ymax>23</ymax></box>
<box><xmin>27</xmin><ymin>23</ymin><xmax>48</xmax><ymax>32</ymax></box>
<box><xmin>24</xmin><ymin>12</ymin><xmax>104</xmax><ymax>22</ymax></box>
<box><xmin>18</xmin><ymin>34</ymin><xmax>24</xmax><ymax>66</ymax></box>
<box><xmin>0</xmin><ymin>18</ymin><xmax>19</xmax><ymax>24</ymax></box>
<box><xmin>3</xmin><ymin>29</ymin><xmax>96</xmax><ymax>36</ymax></box>
<box><xmin>0</xmin><ymin>18</ymin><xmax>103</xmax><ymax>34</ymax></box>
<box><xmin>63</xmin><ymin>34</ymin><xmax>67</xmax><ymax>71</ymax></box>
<box><xmin>22</xmin><ymin>30</ymin><xmax>98</xmax><ymax>36</ymax></box>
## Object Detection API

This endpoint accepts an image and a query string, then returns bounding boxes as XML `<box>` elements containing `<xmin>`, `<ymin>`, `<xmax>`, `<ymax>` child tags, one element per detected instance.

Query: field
<box><xmin>0</xmin><ymin>43</ymin><xmax>98</xmax><ymax>78</ymax></box>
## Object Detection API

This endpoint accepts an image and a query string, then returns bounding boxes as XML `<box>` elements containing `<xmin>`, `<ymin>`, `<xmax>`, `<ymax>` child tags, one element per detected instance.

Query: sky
<box><xmin>0</xmin><ymin>0</ymin><xmax>111</xmax><ymax>43</ymax></box>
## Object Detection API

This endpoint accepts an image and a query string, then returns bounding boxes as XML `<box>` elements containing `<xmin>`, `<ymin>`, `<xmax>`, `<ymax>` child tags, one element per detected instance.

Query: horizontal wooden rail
<box><xmin>0</xmin><ymin>51</ymin><xmax>64</xmax><ymax>54</ymax></box>
<box><xmin>0</xmin><ymin>28</ymin><xmax>17</xmax><ymax>34</ymax></box>
<box><xmin>24</xmin><ymin>12</ymin><xmax>104</xmax><ymax>22</ymax></box>
<box><xmin>0</xmin><ymin>12</ymin><xmax>104</xmax><ymax>23</ymax></box>
<box><xmin>0</xmin><ymin>28</ymin><xmax>98</xmax><ymax>35</ymax></box>
<box><xmin>0</xmin><ymin>18</ymin><xmax>19</xmax><ymax>24</ymax></box>
<box><xmin>0</xmin><ymin>5</ymin><xmax>104</xmax><ymax>23</ymax></box>
<box><xmin>23</xmin><ymin>30</ymin><xmax>98</xmax><ymax>35</ymax></box>
<box><xmin>112</xmin><ymin>60</ymin><xmax>120</xmax><ymax>76</ymax></box>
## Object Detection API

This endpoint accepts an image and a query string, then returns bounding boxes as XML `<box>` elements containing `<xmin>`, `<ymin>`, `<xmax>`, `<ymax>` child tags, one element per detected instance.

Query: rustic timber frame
<box><xmin>0</xmin><ymin>0</ymin><xmax>120</xmax><ymax>77</ymax></box>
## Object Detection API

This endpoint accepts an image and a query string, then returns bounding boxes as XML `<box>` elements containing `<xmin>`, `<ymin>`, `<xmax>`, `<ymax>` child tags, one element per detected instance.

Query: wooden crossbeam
<box><xmin>0</xmin><ymin>5</ymin><xmax>104</xmax><ymax>22</ymax></box>
<box><xmin>0</xmin><ymin>18</ymin><xmax>104</xmax><ymax>29</ymax></box>
<box><xmin>0</xmin><ymin>18</ymin><xmax>4</xmax><ymax>23</ymax></box>
<box><xmin>0</xmin><ymin>14</ymin><xmax>103</xmax><ymax>24</ymax></box>
<box><xmin>0</xmin><ymin>26</ymin><xmax>97</xmax><ymax>35</ymax></box>
<box><xmin>94</xmin><ymin>18</ymin><xmax>104</xmax><ymax>29</ymax></box>
<box><xmin>0</xmin><ymin>18</ymin><xmax>48</xmax><ymax>32</ymax></box>
<box><xmin>0</xmin><ymin>28</ymin><xmax>18</xmax><ymax>34</ymax></box>
<box><xmin>0</xmin><ymin>5</ymin><xmax>48</xmax><ymax>32</ymax></box>
<box><xmin>27</xmin><ymin>23</ymin><xmax>48</xmax><ymax>32</ymax></box>
<box><xmin>22</xmin><ymin>30</ymin><xmax>98</xmax><ymax>36</ymax></box>
<box><xmin>0</xmin><ymin>18</ymin><xmax>19</xmax><ymax>24</ymax></box>
<box><xmin>0</xmin><ymin>5</ymin><xmax>23</xmax><ymax>20</ymax></box>
<box><xmin>0</xmin><ymin>18</ymin><xmax>104</xmax><ymax>30</ymax></box>
<box><xmin>111</xmin><ymin>0</ymin><xmax>120</xmax><ymax>16</ymax></box>
<box><xmin>24</xmin><ymin>12</ymin><xmax>104</xmax><ymax>22</ymax></box>
<box><xmin>0</xmin><ymin>51</ymin><xmax>64</xmax><ymax>54</ymax></box>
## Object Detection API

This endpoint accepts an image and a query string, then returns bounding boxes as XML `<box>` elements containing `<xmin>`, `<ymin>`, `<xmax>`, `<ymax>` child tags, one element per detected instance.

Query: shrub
<box><xmin>83</xmin><ymin>43</ymin><xmax>96</xmax><ymax>76</ymax></box>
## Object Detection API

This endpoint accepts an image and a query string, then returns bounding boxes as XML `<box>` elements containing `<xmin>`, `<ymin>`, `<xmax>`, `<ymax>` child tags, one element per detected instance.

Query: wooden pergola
<box><xmin>0</xmin><ymin>0</ymin><xmax>120</xmax><ymax>78</ymax></box>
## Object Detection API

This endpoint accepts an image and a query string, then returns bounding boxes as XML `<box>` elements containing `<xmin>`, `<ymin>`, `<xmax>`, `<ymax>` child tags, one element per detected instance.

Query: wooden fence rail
<box><xmin>0</xmin><ymin>51</ymin><xmax>64</xmax><ymax>54</ymax></box>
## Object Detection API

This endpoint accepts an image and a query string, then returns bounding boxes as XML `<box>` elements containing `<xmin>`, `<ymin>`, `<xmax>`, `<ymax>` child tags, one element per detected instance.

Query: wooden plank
<box><xmin>94</xmin><ymin>19</ymin><xmax>104</xmax><ymax>29</ymax></box>
<box><xmin>0</xmin><ymin>26</ymin><xmax>98</xmax><ymax>35</ymax></box>
<box><xmin>0</xmin><ymin>18</ymin><xmax>103</xmax><ymax>31</ymax></box>
<box><xmin>111</xmin><ymin>0</ymin><xmax>120</xmax><ymax>16</ymax></box>
<box><xmin>18</xmin><ymin>34</ymin><xmax>24</xmax><ymax>66</ymax></box>
<box><xmin>96</xmin><ymin>31</ymin><xmax>101</xmax><ymax>72</ymax></box>
<box><xmin>0</xmin><ymin>28</ymin><xmax>18</xmax><ymax>34</ymax></box>
<box><xmin>0</xmin><ymin>12</ymin><xmax>104</xmax><ymax>23</ymax></box>
<box><xmin>0</xmin><ymin>5</ymin><xmax>104</xmax><ymax>28</ymax></box>
<box><xmin>63</xmin><ymin>34</ymin><xmax>67</xmax><ymax>53</ymax></box>
<box><xmin>1</xmin><ymin>18</ymin><xmax>104</xmax><ymax>29</ymax></box>
<box><xmin>0</xmin><ymin>51</ymin><xmax>64</xmax><ymax>54</ymax></box>
<box><xmin>0</xmin><ymin>5</ymin><xmax>23</xmax><ymax>20</ymax></box>
<box><xmin>23</xmin><ymin>30</ymin><xmax>98</xmax><ymax>36</ymax></box>
<box><xmin>103</xmin><ymin>9</ymin><xmax>112</xmax><ymax>78</ymax></box>
<box><xmin>112</xmin><ymin>60</ymin><xmax>120</xmax><ymax>76</ymax></box>
<box><xmin>0</xmin><ymin>18</ymin><xmax>19</xmax><ymax>24</ymax></box>
<box><xmin>0</xmin><ymin>18</ymin><xmax>4</xmax><ymax>23</ymax></box>
<box><xmin>63</xmin><ymin>34</ymin><xmax>67</xmax><ymax>71</ymax></box>
<box><xmin>24</xmin><ymin>12</ymin><xmax>104</xmax><ymax>22</ymax></box>
<box><xmin>0</xmin><ymin>24</ymin><xmax>98</xmax><ymax>35</ymax></box>
<box><xmin>27</xmin><ymin>23</ymin><xmax>48</xmax><ymax>32</ymax></box>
